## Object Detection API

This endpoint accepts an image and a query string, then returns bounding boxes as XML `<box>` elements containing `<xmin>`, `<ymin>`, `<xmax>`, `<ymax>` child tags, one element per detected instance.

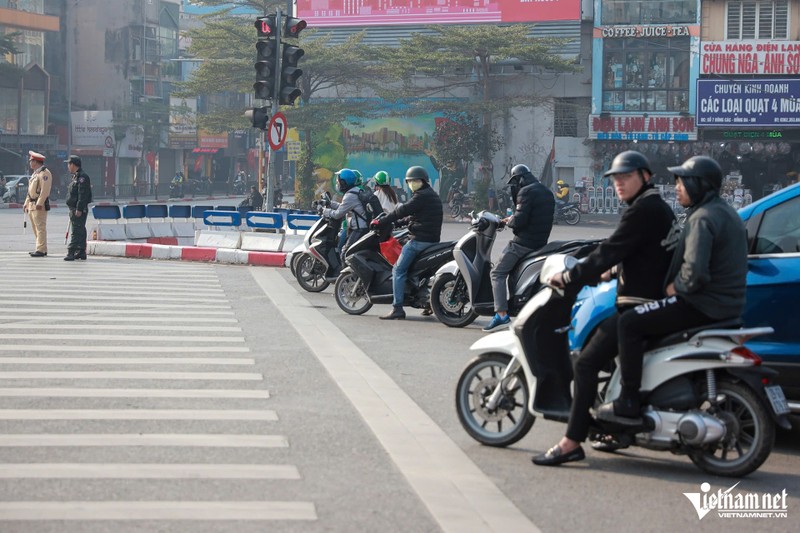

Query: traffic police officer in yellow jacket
<box><xmin>64</xmin><ymin>155</ymin><xmax>93</xmax><ymax>261</ymax></box>
<box><xmin>24</xmin><ymin>151</ymin><xmax>52</xmax><ymax>257</ymax></box>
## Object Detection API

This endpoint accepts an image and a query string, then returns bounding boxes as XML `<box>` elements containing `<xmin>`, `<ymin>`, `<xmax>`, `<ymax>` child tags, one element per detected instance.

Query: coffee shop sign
<box><xmin>589</xmin><ymin>114</ymin><xmax>697</xmax><ymax>141</ymax></box>
<box><xmin>599</xmin><ymin>25</ymin><xmax>691</xmax><ymax>39</ymax></box>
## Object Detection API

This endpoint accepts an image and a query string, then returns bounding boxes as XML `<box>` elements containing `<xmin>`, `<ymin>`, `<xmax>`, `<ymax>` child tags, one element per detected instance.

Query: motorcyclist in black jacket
<box><xmin>373</xmin><ymin>166</ymin><xmax>443</xmax><ymax>320</ymax></box>
<box><xmin>484</xmin><ymin>164</ymin><xmax>555</xmax><ymax>331</ymax></box>
<box><xmin>532</xmin><ymin>150</ymin><xmax>678</xmax><ymax>466</ymax></box>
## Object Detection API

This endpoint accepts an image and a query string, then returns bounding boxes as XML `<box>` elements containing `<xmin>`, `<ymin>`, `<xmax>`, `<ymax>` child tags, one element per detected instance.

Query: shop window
<box><xmin>602</xmin><ymin>0</ymin><xmax>697</xmax><ymax>24</ymax></box>
<box><xmin>726</xmin><ymin>1</ymin><xmax>789</xmax><ymax>39</ymax></box>
<box><xmin>602</xmin><ymin>38</ymin><xmax>690</xmax><ymax>113</ymax></box>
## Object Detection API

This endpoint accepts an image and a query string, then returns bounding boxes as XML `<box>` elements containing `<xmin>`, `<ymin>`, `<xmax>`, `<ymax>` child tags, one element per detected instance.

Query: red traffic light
<box><xmin>255</xmin><ymin>15</ymin><xmax>276</xmax><ymax>38</ymax></box>
<box><xmin>283</xmin><ymin>17</ymin><xmax>307</xmax><ymax>38</ymax></box>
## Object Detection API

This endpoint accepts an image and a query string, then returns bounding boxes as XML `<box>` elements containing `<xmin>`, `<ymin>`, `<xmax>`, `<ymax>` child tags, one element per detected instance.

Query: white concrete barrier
<box><xmin>148</xmin><ymin>222</ymin><xmax>174</xmax><ymax>238</ymax></box>
<box><xmin>125</xmin><ymin>222</ymin><xmax>153</xmax><ymax>239</ymax></box>
<box><xmin>195</xmin><ymin>230</ymin><xmax>242</xmax><ymax>249</ymax></box>
<box><xmin>89</xmin><ymin>241</ymin><xmax>127</xmax><ymax>257</ymax></box>
<box><xmin>216</xmin><ymin>248</ymin><xmax>249</xmax><ymax>265</ymax></box>
<box><xmin>171</xmin><ymin>222</ymin><xmax>196</xmax><ymax>238</ymax></box>
<box><xmin>93</xmin><ymin>224</ymin><xmax>128</xmax><ymax>241</ymax></box>
<box><xmin>241</xmin><ymin>232</ymin><xmax>284</xmax><ymax>252</ymax></box>
<box><xmin>282</xmin><ymin>233</ymin><xmax>306</xmax><ymax>253</ymax></box>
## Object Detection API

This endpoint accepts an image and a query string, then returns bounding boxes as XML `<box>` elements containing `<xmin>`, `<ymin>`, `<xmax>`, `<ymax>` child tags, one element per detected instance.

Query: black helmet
<box><xmin>668</xmin><ymin>156</ymin><xmax>723</xmax><ymax>192</ymax></box>
<box><xmin>603</xmin><ymin>150</ymin><xmax>652</xmax><ymax>177</ymax></box>
<box><xmin>64</xmin><ymin>154</ymin><xmax>82</xmax><ymax>167</ymax></box>
<box><xmin>510</xmin><ymin>164</ymin><xmax>531</xmax><ymax>180</ymax></box>
<box><xmin>405</xmin><ymin>166</ymin><xmax>429</xmax><ymax>183</ymax></box>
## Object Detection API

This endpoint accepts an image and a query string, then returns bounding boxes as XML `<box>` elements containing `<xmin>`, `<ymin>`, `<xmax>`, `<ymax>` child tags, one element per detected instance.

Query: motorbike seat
<box><xmin>420</xmin><ymin>241</ymin><xmax>456</xmax><ymax>255</ymax></box>
<box><xmin>518</xmin><ymin>240</ymin><xmax>597</xmax><ymax>262</ymax></box>
<box><xmin>646</xmin><ymin>318</ymin><xmax>744</xmax><ymax>350</ymax></box>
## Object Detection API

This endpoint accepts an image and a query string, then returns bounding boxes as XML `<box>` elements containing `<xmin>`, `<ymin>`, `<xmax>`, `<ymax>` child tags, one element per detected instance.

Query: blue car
<box><xmin>569</xmin><ymin>182</ymin><xmax>800</xmax><ymax>412</ymax></box>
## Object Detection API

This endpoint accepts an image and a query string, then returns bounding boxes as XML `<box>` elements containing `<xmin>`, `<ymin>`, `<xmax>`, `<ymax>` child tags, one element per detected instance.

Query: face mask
<box><xmin>408</xmin><ymin>180</ymin><xmax>423</xmax><ymax>192</ymax></box>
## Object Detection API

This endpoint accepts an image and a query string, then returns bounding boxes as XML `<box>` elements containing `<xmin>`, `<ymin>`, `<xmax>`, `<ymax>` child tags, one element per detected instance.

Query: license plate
<box><xmin>765</xmin><ymin>385</ymin><xmax>791</xmax><ymax>416</ymax></box>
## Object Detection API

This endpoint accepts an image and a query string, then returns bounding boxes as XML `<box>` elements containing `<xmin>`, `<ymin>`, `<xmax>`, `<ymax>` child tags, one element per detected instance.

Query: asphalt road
<box><xmin>0</xmin><ymin>206</ymin><xmax>797</xmax><ymax>532</ymax></box>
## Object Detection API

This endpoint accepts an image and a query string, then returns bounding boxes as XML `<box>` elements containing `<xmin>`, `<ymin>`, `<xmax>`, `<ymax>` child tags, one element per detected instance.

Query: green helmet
<box><xmin>352</xmin><ymin>169</ymin><xmax>363</xmax><ymax>186</ymax></box>
<box><xmin>373</xmin><ymin>170</ymin><xmax>390</xmax><ymax>186</ymax></box>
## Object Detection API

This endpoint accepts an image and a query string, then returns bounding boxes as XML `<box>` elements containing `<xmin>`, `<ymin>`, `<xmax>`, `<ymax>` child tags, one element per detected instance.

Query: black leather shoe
<box><xmin>64</xmin><ymin>255</ymin><xmax>76</xmax><ymax>261</ymax></box>
<box><xmin>77</xmin><ymin>251</ymin><xmax>87</xmax><ymax>260</ymax></box>
<box><xmin>380</xmin><ymin>307</ymin><xmax>406</xmax><ymax>320</ymax></box>
<box><xmin>421</xmin><ymin>306</ymin><xmax>433</xmax><ymax>316</ymax></box>
<box><xmin>593</xmin><ymin>401</ymin><xmax>642</xmax><ymax>426</ymax></box>
<box><xmin>532</xmin><ymin>444</ymin><xmax>585</xmax><ymax>466</ymax></box>
<box><xmin>29</xmin><ymin>251</ymin><xmax>47</xmax><ymax>257</ymax></box>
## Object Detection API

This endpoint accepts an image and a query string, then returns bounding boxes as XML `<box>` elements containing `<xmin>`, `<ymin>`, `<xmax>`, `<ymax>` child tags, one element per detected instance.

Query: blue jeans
<box><xmin>392</xmin><ymin>239</ymin><xmax>437</xmax><ymax>307</ymax></box>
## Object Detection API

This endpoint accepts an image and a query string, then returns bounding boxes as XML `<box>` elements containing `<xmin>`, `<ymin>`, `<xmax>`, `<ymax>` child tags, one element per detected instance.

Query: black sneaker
<box><xmin>380</xmin><ymin>307</ymin><xmax>406</xmax><ymax>320</ymax></box>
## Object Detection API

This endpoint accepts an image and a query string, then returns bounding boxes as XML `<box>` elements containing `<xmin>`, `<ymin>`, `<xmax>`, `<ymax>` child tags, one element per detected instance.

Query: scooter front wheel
<box><xmin>334</xmin><ymin>272</ymin><xmax>373</xmax><ymax>315</ymax></box>
<box><xmin>688</xmin><ymin>380</ymin><xmax>775</xmax><ymax>477</ymax></box>
<box><xmin>295</xmin><ymin>254</ymin><xmax>330</xmax><ymax>293</ymax></box>
<box><xmin>456</xmin><ymin>352</ymin><xmax>535</xmax><ymax>447</ymax></box>
<box><xmin>450</xmin><ymin>202</ymin><xmax>462</xmax><ymax>219</ymax></box>
<box><xmin>430</xmin><ymin>273</ymin><xmax>478</xmax><ymax>328</ymax></box>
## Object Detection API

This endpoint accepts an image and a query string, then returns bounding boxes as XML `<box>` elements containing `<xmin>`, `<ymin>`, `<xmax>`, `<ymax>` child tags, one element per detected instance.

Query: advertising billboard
<box><xmin>588</xmin><ymin>113</ymin><xmax>697</xmax><ymax>141</ymax></box>
<box><xmin>697</xmin><ymin>79</ymin><xmax>800</xmax><ymax>127</ymax></box>
<box><xmin>71</xmin><ymin>111</ymin><xmax>115</xmax><ymax>147</ymax></box>
<box><xmin>296</xmin><ymin>0</ymin><xmax>580</xmax><ymax>27</ymax></box>
<box><xmin>701</xmin><ymin>40</ymin><xmax>800</xmax><ymax>75</ymax></box>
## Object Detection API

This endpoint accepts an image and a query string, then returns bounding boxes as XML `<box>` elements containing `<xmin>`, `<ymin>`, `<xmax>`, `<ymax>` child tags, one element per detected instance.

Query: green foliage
<box><xmin>0</xmin><ymin>31</ymin><xmax>20</xmax><ymax>57</ymax></box>
<box><xmin>372</xmin><ymin>24</ymin><xmax>579</xmax><ymax>208</ymax></box>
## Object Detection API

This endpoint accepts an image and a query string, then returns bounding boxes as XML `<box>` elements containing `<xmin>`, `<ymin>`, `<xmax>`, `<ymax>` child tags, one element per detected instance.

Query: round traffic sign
<box><xmin>268</xmin><ymin>112</ymin><xmax>288</xmax><ymax>151</ymax></box>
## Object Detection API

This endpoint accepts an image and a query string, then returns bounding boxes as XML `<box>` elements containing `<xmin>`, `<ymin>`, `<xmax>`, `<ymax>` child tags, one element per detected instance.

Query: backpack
<box><xmin>355</xmin><ymin>188</ymin><xmax>384</xmax><ymax>224</ymax></box>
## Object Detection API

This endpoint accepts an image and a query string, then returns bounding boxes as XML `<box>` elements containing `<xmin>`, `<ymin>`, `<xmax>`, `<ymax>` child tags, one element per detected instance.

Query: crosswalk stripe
<box><xmin>0</xmin><ymin>346</ymin><xmax>250</xmax><ymax>353</ymax></box>
<box><xmin>0</xmin><ymin>315</ymin><xmax>237</xmax><ymax>322</ymax></box>
<box><xmin>0</xmin><ymin>501</ymin><xmax>316</xmax><ymax>520</ymax></box>
<box><xmin>0</xmin><ymin>324</ymin><xmax>242</xmax><ymax>332</ymax></box>
<box><xmin>4</xmin><ymin>288</ymin><xmax>225</xmax><ymax>296</ymax></box>
<box><xmin>0</xmin><ymin>334</ymin><xmax>245</xmax><ymax>342</ymax></box>
<box><xmin>0</xmin><ymin>357</ymin><xmax>255</xmax><ymax>365</ymax></box>
<box><xmin>0</xmin><ymin>409</ymin><xmax>277</xmax><ymax>420</ymax></box>
<box><xmin>2</xmin><ymin>294</ymin><xmax>228</xmax><ymax>303</ymax></box>
<box><xmin>0</xmin><ymin>371</ymin><xmax>261</xmax><ymax>380</ymax></box>
<box><xmin>0</xmin><ymin>388</ymin><xmax>270</xmax><ymax>398</ymax></box>
<box><xmin>0</xmin><ymin>434</ymin><xmax>287</xmax><ymax>447</ymax></box>
<box><xmin>3</xmin><ymin>301</ymin><xmax>230</xmax><ymax>309</ymax></box>
<box><xmin>0</xmin><ymin>463</ymin><xmax>299</xmax><ymax>479</ymax></box>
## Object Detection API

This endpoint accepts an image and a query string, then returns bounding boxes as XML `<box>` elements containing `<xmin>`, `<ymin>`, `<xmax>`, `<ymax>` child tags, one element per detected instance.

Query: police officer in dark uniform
<box><xmin>64</xmin><ymin>155</ymin><xmax>93</xmax><ymax>261</ymax></box>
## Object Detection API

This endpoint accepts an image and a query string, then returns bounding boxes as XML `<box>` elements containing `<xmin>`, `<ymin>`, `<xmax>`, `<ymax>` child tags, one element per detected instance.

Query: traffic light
<box><xmin>254</xmin><ymin>39</ymin><xmax>277</xmax><ymax>100</ymax></box>
<box><xmin>244</xmin><ymin>106</ymin><xmax>270</xmax><ymax>130</ymax></box>
<box><xmin>254</xmin><ymin>15</ymin><xmax>276</xmax><ymax>38</ymax></box>
<box><xmin>279</xmin><ymin>43</ymin><xmax>304</xmax><ymax>105</ymax></box>
<box><xmin>283</xmin><ymin>17</ymin><xmax>307</xmax><ymax>38</ymax></box>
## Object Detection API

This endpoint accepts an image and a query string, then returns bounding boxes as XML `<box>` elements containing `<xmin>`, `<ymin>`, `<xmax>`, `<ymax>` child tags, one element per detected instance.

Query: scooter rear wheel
<box><xmin>430</xmin><ymin>272</ymin><xmax>478</xmax><ymax>328</ymax></box>
<box><xmin>688</xmin><ymin>380</ymin><xmax>775</xmax><ymax>477</ymax></box>
<box><xmin>563</xmin><ymin>208</ymin><xmax>581</xmax><ymax>225</ymax></box>
<box><xmin>295</xmin><ymin>254</ymin><xmax>330</xmax><ymax>293</ymax></box>
<box><xmin>334</xmin><ymin>272</ymin><xmax>373</xmax><ymax>315</ymax></box>
<box><xmin>456</xmin><ymin>352</ymin><xmax>535</xmax><ymax>447</ymax></box>
<box><xmin>450</xmin><ymin>202</ymin><xmax>462</xmax><ymax>219</ymax></box>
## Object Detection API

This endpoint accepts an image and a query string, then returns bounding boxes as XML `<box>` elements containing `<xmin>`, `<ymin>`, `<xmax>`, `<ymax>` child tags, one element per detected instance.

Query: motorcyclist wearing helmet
<box><xmin>555</xmin><ymin>179</ymin><xmax>570</xmax><ymax>207</ymax></box>
<box><xmin>373</xmin><ymin>170</ymin><xmax>399</xmax><ymax>213</ymax></box>
<box><xmin>323</xmin><ymin>168</ymin><xmax>369</xmax><ymax>261</ymax></box>
<box><xmin>598</xmin><ymin>155</ymin><xmax>748</xmax><ymax>425</ymax></box>
<box><xmin>373</xmin><ymin>166</ymin><xmax>443</xmax><ymax>320</ymax></box>
<box><xmin>533</xmin><ymin>150</ymin><xmax>678</xmax><ymax>466</ymax></box>
<box><xmin>483</xmin><ymin>164</ymin><xmax>555</xmax><ymax>331</ymax></box>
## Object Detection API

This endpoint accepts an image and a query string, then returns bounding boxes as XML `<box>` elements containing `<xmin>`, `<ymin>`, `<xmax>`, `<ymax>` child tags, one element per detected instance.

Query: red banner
<box><xmin>296</xmin><ymin>0</ymin><xmax>580</xmax><ymax>27</ymax></box>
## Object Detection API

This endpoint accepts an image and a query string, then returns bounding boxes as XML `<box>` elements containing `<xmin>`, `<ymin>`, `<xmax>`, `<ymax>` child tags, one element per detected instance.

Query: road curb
<box><xmin>88</xmin><ymin>240</ymin><xmax>287</xmax><ymax>267</ymax></box>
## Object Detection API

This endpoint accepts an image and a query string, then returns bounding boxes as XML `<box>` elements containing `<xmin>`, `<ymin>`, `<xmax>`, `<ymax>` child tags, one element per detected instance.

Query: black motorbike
<box><xmin>430</xmin><ymin>210</ymin><xmax>600</xmax><ymax>327</ymax></box>
<box><xmin>554</xmin><ymin>201</ymin><xmax>581</xmax><ymax>225</ymax></box>
<box><xmin>334</xmin><ymin>222</ymin><xmax>456</xmax><ymax>315</ymax></box>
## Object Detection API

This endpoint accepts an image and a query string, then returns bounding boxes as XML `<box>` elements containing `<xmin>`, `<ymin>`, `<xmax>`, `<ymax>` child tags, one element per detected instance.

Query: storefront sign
<box><xmin>589</xmin><ymin>114</ymin><xmax>697</xmax><ymax>141</ymax></box>
<box><xmin>198</xmin><ymin>131</ymin><xmax>228</xmax><ymax>149</ymax></box>
<box><xmin>118</xmin><ymin>126</ymin><xmax>143</xmax><ymax>159</ymax></box>
<box><xmin>168</xmin><ymin>97</ymin><xmax>197</xmax><ymax>149</ymax></box>
<box><xmin>701</xmin><ymin>40</ymin><xmax>800</xmax><ymax>75</ymax></box>
<box><xmin>71</xmin><ymin>111</ymin><xmax>114</xmax><ymax>147</ymax></box>
<box><xmin>700</xmin><ymin>129</ymin><xmax>800</xmax><ymax>142</ymax></box>
<box><xmin>595</xmin><ymin>24</ymin><xmax>695</xmax><ymax>39</ymax></box>
<box><xmin>697</xmin><ymin>79</ymin><xmax>800</xmax><ymax>126</ymax></box>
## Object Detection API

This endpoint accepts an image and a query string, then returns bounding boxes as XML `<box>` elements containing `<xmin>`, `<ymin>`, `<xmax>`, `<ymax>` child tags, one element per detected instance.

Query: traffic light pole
<box><xmin>263</xmin><ymin>9</ymin><xmax>283</xmax><ymax>212</ymax></box>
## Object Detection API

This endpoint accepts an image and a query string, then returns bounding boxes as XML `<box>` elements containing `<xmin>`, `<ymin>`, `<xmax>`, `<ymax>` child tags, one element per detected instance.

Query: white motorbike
<box><xmin>456</xmin><ymin>254</ymin><xmax>792</xmax><ymax>477</ymax></box>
